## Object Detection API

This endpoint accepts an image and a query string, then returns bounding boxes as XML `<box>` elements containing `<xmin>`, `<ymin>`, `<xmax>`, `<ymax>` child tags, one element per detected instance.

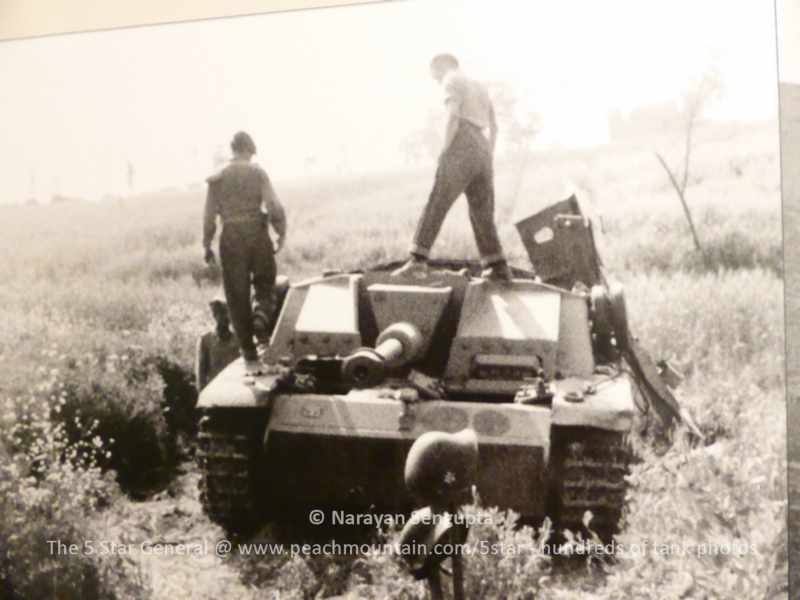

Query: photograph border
<box><xmin>0</xmin><ymin>0</ymin><xmax>381</xmax><ymax>41</ymax></box>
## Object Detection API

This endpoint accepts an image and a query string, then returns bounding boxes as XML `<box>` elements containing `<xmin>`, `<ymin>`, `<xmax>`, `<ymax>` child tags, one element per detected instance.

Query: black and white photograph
<box><xmin>0</xmin><ymin>1</ymin><xmax>788</xmax><ymax>598</ymax></box>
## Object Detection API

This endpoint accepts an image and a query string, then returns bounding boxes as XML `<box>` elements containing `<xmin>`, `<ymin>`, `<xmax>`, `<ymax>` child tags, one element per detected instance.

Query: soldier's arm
<box><xmin>488</xmin><ymin>103</ymin><xmax>498</xmax><ymax>156</ymax></box>
<box><xmin>202</xmin><ymin>183</ymin><xmax>218</xmax><ymax>251</ymax></box>
<box><xmin>261</xmin><ymin>172</ymin><xmax>287</xmax><ymax>251</ymax></box>
<box><xmin>442</xmin><ymin>112</ymin><xmax>461</xmax><ymax>156</ymax></box>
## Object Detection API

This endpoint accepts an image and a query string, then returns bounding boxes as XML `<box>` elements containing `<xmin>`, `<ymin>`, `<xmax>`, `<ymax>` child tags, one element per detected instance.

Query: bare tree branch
<box><xmin>655</xmin><ymin>151</ymin><xmax>705</xmax><ymax>257</ymax></box>
<box><xmin>653</xmin><ymin>70</ymin><xmax>721</xmax><ymax>261</ymax></box>
<box><xmin>680</xmin><ymin>114</ymin><xmax>694</xmax><ymax>194</ymax></box>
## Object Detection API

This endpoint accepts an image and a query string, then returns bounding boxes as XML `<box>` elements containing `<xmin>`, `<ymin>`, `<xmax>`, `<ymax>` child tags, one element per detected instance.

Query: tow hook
<box><xmin>383</xmin><ymin>388</ymin><xmax>418</xmax><ymax>431</ymax></box>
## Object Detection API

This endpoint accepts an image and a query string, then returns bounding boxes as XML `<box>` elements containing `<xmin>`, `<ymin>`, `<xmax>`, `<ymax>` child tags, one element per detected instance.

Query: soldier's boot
<box><xmin>391</xmin><ymin>255</ymin><xmax>429</xmax><ymax>279</ymax></box>
<box><xmin>481</xmin><ymin>261</ymin><xmax>513</xmax><ymax>284</ymax></box>
<box><xmin>244</xmin><ymin>358</ymin><xmax>267</xmax><ymax>376</ymax></box>
<box><xmin>252</xmin><ymin>307</ymin><xmax>271</xmax><ymax>347</ymax></box>
<box><xmin>242</xmin><ymin>341</ymin><xmax>267</xmax><ymax>376</ymax></box>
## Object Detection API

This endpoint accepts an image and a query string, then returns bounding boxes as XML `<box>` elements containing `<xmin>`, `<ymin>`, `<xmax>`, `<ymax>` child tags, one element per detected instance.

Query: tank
<box><xmin>195</xmin><ymin>196</ymin><xmax>689</xmax><ymax>540</ymax></box>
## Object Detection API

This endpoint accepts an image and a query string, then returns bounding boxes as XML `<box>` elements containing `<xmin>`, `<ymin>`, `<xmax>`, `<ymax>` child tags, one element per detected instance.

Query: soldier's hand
<box><xmin>204</xmin><ymin>247</ymin><xmax>216</xmax><ymax>266</ymax></box>
<box><xmin>274</xmin><ymin>236</ymin><xmax>285</xmax><ymax>254</ymax></box>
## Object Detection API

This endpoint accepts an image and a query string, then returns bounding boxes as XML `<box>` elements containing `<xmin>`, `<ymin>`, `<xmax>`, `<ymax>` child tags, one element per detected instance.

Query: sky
<box><xmin>0</xmin><ymin>0</ymin><xmax>780</xmax><ymax>203</ymax></box>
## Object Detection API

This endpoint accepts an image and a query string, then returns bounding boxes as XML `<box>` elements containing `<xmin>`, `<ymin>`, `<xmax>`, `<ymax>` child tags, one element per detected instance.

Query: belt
<box><xmin>222</xmin><ymin>214</ymin><xmax>264</xmax><ymax>225</ymax></box>
<box><xmin>459</xmin><ymin>118</ymin><xmax>487</xmax><ymax>131</ymax></box>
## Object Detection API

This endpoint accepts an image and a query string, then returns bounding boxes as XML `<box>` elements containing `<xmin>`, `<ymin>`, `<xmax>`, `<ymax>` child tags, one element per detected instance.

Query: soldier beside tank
<box><xmin>202</xmin><ymin>131</ymin><xmax>288</xmax><ymax>376</ymax></box>
<box><xmin>195</xmin><ymin>295</ymin><xmax>240</xmax><ymax>391</ymax></box>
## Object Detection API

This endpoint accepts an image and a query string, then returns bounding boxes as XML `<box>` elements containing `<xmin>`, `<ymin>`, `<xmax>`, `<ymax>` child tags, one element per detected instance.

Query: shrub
<box><xmin>0</xmin><ymin>396</ymin><xmax>151</xmax><ymax>599</ymax></box>
<box><xmin>457</xmin><ymin>507</ymin><xmax>552</xmax><ymax>598</ymax></box>
<box><xmin>149</xmin><ymin>354</ymin><xmax>199</xmax><ymax>440</ymax></box>
<box><xmin>604</xmin><ymin>208</ymin><xmax>782</xmax><ymax>277</ymax></box>
<box><xmin>596</xmin><ymin>398</ymin><xmax>786</xmax><ymax>599</ymax></box>
<box><xmin>335</xmin><ymin>507</ymin><xmax>552</xmax><ymax>599</ymax></box>
<box><xmin>44</xmin><ymin>347</ymin><xmax>181</xmax><ymax>497</ymax></box>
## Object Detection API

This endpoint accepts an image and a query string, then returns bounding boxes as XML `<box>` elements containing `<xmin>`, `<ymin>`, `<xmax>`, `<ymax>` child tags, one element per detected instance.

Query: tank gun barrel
<box><xmin>375</xmin><ymin>336</ymin><xmax>405</xmax><ymax>364</ymax></box>
<box><xmin>342</xmin><ymin>322</ymin><xmax>423</xmax><ymax>387</ymax></box>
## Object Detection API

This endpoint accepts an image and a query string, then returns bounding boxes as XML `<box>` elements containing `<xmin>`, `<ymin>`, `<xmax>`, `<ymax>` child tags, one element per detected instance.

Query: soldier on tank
<box><xmin>393</xmin><ymin>53</ymin><xmax>512</xmax><ymax>282</ymax></box>
<box><xmin>195</xmin><ymin>295</ymin><xmax>241</xmax><ymax>390</ymax></box>
<box><xmin>203</xmin><ymin>131</ymin><xmax>287</xmax><ymax>375</ymax></box>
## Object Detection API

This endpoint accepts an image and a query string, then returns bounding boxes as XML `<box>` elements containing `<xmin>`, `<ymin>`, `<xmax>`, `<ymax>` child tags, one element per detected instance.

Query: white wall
<box><xmin>780</xmin><ymin>0</ymin><xmax>800</xmax><ymax>83</ymax></box>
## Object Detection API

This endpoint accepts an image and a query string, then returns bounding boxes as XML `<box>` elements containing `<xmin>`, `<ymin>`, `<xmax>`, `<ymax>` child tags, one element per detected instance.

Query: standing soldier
<box><xmin>393</xmin><ymin>53</ymin><xmax>512</xmax><ymax>282</ymax></box>
<box><xmin>195</xmin><ymin>295</ymin><xmax>240</xmax><ymax>391</ymax></box>
<box><xmin>203</xmin><ymin>131</ymin><xmax>287</xmax><ymax>375</ymax></box>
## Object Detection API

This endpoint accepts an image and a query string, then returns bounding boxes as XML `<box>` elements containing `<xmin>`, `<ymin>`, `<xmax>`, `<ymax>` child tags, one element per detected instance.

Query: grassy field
<box><xmin>0</xmin><ymin>119</ymin><xmax>788</xmax><ymax>599</ymax></box>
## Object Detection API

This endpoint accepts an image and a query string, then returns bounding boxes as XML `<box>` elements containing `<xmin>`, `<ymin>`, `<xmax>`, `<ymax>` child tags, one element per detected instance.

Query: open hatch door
<box><xmin>515</xmin><ymin>195</ymin><xmax>604</xmax><ymax>289</ymax></box>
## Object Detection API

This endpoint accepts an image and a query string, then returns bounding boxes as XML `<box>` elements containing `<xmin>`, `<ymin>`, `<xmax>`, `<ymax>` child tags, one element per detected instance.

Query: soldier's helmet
<box><xmin>404</xmin><ymin>428</ymin><xmax>479</xmax><ymax>507</ymax></box>
<box><xmin>209</xmin><ymin>292</ymin><xmax>228</xmax><ymax>314</ymax></box>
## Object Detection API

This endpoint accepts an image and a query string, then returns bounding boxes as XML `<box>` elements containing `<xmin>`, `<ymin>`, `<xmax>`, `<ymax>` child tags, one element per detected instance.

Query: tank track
<box><xmin>551</xmin><ymin>427</ymin><xmax>631</xmax><ymax>541</ymax></box>
<box><xmin>196</xmin><ymin>408</ymin><xmax>265</xmax><ymax>533</ymax></box>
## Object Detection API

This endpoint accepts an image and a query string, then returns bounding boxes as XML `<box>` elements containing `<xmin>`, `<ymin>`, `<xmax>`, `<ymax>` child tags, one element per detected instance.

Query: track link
<box><xmin>196</xmin><ymin>409</ymin><xmax>265</xmax><ymax>533</ymax></box>
<box><xmin>551</xmin><ymin>427</ymin><xmax>631</xmax><ymax>540</ymax></box>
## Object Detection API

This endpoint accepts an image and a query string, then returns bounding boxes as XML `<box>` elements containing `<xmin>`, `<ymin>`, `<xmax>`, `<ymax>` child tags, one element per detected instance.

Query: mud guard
<box><xmin>605</xmin><ymin>283</ymin><xmax>702</xmax><ymax>437</ymax></box>
<box><xmin>617</xmin><ymin>327</ymin><xmax>703</xmax><ymax>438</ymax></box>
<box><xmin>196</xmin><ymin>359</ymin><xmax>286</xmax><ymax>410</ymax></box>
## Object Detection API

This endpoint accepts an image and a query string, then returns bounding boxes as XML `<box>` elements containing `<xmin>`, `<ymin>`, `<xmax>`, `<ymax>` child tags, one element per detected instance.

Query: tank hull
<box><xmin>249</xmin><ymin>374</ymin><xmax>634</xmax><ymax>521</ymax></box>
<box><xmin>261</xmin><ymin>395</ymin><xmax>552</xmax><ymax>517</ymax></box>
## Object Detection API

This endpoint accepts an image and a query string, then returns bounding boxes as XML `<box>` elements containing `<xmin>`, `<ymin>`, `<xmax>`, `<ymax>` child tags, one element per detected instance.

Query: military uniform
<box><xmin>410</xmin><ymin>69</ymin><xmax>506</xmax><ymax>268</ymax></box>
<box><xmin>203</xmin><ymin>159</ymin><xmax>287</xmax><ymax>362</ymax></box>
<box><xmin>195</xmin><ymin>330</ymin><xmax>240</xmax><ymax>390</ymax></box>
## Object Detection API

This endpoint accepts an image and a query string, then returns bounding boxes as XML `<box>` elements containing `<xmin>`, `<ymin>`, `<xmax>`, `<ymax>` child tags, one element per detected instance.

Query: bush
<box><xmin>149</xmin><ymin>355</ymin><xmax>199</xmax><ymax>440</ymax></box>
<box><xmin>457</xmin><ymin>507</ymin><xmax>552</xmax><ymax>598</ymax></box>
<box><xmin>43</xmin><ymin>347</ymin><xmax>182</xmax><ymax>497</ymax></box>
<box><xmin>328</xmin><ymin>507</ymin><xmax>551</xmax><ymax>600</ymax></box>
<box><xmin>605</xmin><ymin>208</ymin><xmax>782</xmax><ymax>277</ymax></box>
<box><xmin>597</xmin><ymin>399</ymin><xmax>786</xmax><ymax>599</ymax></box>
<box><xmin>0</xmin><ymin>396</ymin><xmax>151</xmax><ymax>599</ymax></box>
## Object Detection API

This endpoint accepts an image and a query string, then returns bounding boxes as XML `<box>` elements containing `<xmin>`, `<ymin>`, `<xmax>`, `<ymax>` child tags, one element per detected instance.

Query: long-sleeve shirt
<box><xmin>203</xmin><ymin>159</ymin><xmax>287</xmax><ymax>249</ymax></box>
